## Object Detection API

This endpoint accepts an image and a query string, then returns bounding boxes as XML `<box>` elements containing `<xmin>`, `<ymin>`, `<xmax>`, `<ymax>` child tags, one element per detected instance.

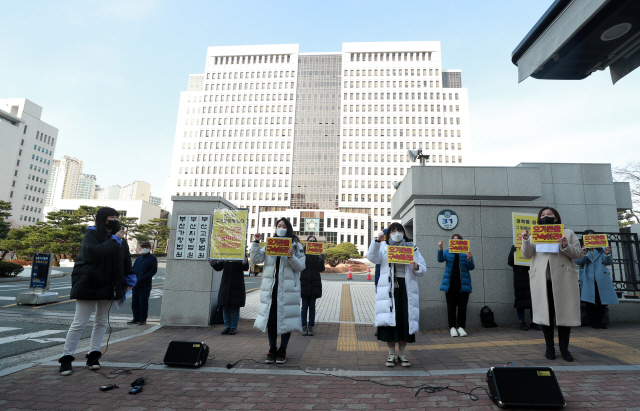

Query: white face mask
<box><xmin>141</xmin><ymin>248</ymin><xmax>150</xmax><ymax>254</ymax></box>
<box><xmin>390</xmin><ymin>233</ymin><xmax>404</xmax><ymax>242</ymax></box>
<box><xmin>276</xmin><ymin>228</ymin><xmax>288</xmax><ymax>237</ymax></box>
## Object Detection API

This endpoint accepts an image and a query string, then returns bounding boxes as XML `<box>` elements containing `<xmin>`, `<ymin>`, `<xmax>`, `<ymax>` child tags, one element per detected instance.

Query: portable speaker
<box><xmin>486</xmin><ymin>367</ymin><xmax>565</xmax><ymax>408</ymax></box>
<box><xmin>163</xmin><ymin>341</ymin><xmax>210</xmax><ymax>367</ymax></box>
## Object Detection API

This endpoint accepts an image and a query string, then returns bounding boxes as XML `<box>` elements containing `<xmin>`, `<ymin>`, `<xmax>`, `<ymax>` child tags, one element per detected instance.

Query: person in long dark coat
<box><xmin>300</xmin><ymin>235</ymin><xmax>325</xmax><ymax>336</ymax></box>
<box><xmin>210</xmin><ymin>257</ymin><xmax>249</xmax><ymax>335</ymax></box>
<box><xmin>508</xmin><ymin>245</ymin><xmax>542</xmax><ymax>331</ymax></box>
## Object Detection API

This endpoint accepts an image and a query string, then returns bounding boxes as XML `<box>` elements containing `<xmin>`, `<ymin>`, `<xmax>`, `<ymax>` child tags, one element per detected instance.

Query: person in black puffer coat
<box><xmin>508</xmin><ymin>245</ymin><xmax>541</xmax><ymax>331</ymax></box>
<box><xmin>211</xmin><ymin>257</ymin><xmax>249</xmax><ymax>335</ymax></box>
<box><xmin>300</xmin><ymin>235</ymin><xmax>325</xmax><ymax>336</ymax></box>
<box><xmin>59</xmin><ymin>207</ymin><xmax>137</xmax><ymax>376</ymax></box>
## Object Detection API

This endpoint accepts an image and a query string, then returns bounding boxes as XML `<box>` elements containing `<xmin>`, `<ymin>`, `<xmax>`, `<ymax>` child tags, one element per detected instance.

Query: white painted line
<box><xmin>0</xmin><ymin>297</ymin><xmax>17</xmax><ymax>300</ymax></box>
<box><xmin>0</xmin><ymin>330</ymin><xmax>66</xmax><ymax>345</ymax></box>
<box><xmin>0</xmin><ymin>327</ymin><xmax>21</xmax><ymax>333</ymax></box>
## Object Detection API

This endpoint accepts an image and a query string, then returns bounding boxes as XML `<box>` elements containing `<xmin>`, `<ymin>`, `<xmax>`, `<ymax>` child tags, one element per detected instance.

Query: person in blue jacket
<box><xmin>576</xmin><ymin>230</ymin><xmax>618</xmax><ymax>329</ymax></box>
<box><xmin>128</xmin><ymin>241</ymin><xmax>158</xmax><ymax>326</ymax></box>
<box><xmin>438</xmin><ymin>234</ymin><xmax>475</xmax><ymax>338</ymax></box>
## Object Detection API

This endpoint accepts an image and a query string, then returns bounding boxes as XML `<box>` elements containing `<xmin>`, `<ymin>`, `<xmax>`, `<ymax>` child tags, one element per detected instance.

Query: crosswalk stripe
<box><xmin>0</xmin><ymin>330</ymin><xmax>66</xmax><ymax>345</ymax></box>
<box><xmin>0</xmin><ymin>327</ymin><xmax>20</xmax><ymax>333</ymax></box>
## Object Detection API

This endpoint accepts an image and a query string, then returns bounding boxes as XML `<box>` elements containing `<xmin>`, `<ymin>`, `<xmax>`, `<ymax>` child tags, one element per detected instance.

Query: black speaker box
<box><xmin>486</xmin><ymin>367</ymin><xmax>565</xmax><ymax>408</ymax></box>
<box><xmin>163</xmin><ymin>341</ymin><xmax>209</xmax><ymax>367</ymax></box>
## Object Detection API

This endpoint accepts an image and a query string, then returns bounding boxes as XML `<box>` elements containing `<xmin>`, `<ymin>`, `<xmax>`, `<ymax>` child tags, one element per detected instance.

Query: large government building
<box><xmin>164</xmin><ymin>42</ymin><xmax>470</xmax><ymax>253</ymax></box>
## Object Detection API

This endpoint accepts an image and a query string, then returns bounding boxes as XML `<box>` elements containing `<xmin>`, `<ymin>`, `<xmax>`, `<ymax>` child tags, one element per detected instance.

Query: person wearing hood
<box><xmin>58</xmin><ymin>207</ymin><xmax>137</xmax><ymax>376</ymax></box>
<box><xmin>128</xmin><ymin>241</ymin><xmax>158</xmax><ymax>326</ymax></box>
<box><xmin>251</xmin><ymin>217</ymin><xmax>305</xmax><ymax>364</ymax></box>
<box><xmin>521</xmin><ymin>207</ymin><xmax>582</xmax><ymax>362</ymax></box>
<box><xmin>576</xmin><ymin>229</ymin><xmax>618</xmax><ymax>329</ymax></box>
<box><xmin>300</xmin><ymin>235</ymin><xmax>325</xmax><ymax>336</ymax></box>
<box><xmin>438</xmin><ymin>234</ymin><xmax>475</xmax><ymax>338</ymax></box>
<box><xmin>367</xmin><ymin>223</ymin><xmax>426</xmax><ymax>368</ymax></box>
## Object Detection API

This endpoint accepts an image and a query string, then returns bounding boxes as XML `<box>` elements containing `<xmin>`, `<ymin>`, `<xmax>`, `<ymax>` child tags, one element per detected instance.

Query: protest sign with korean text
<box><xmin>531</xmin><ymin>224</ymin><xmax>564</xmax><ymax>244</ymax></box>
<box><xmin>266</xmin><ymin>238</ymin><xmax>292</xmax><ymax>256</ymax></box>
<box><xmin>387</xmin><ymin>246</ymin><xmax>414</xmax><ymax>264</ymax></box>
<box><xmin>512</xmin><ymin>213</ymin><xmax>538</xmax><ymax>266</ymax></box>
<box><xmin>584</xmin><ymin>234</ymin><xmax>608</xmax><ymax>248</ymax></box>
<box><xmin>210</xmin><ymin>210</ymin><xmax>248</xmax><ymax>260</ymax></box>
<box><xmin>449</xmin><ymin>239</ymin><xmax>470</xmax><ymax>253</ymax></box>
<box><xmin>306</xmin><ymin>242</ymin><xmax>324</xmax><ymax>255</ymax></box>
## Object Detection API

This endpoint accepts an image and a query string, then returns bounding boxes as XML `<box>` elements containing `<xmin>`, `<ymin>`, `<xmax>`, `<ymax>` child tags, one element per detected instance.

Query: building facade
<box><xmin>0</xmin><ymin>98</ymin><xmax>58</xmax><ymax>226</ymax></box>
<box><xmin>165</xmin><ymin>42</ymin><xmax>470</xmax><ymax>253</ymax></box>
<box><xmin>95</xmin><ymin>185</ymin><xmax>122</xmax><ymax>200</ymax></box>
<box><xmin>75</xmin><ymin>174</ymin><xmax>96</xmax><ymax>200</ymax></box>
<box><xmin>120</xmin><ymin>180</ymin><xmax>151</xmax><ymax>202</ymax></box>
<box><xmin>44</xmin><ymin>156</ymin><xmax>84</xmax><ymax>206</ymax></box>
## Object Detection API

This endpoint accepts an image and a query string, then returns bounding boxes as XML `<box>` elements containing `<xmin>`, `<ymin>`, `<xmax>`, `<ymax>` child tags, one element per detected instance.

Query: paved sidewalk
<box><xmin>2</xmin><ymin>281</ymin><xmax>640</xmax><ymax>409</ymax></box>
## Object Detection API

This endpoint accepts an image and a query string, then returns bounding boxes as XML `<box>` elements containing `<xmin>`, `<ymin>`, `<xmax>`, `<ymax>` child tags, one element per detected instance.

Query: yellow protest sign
<box><xmin>266</xmin><ymin>238</ymin><xmax>292</xmax><ymax>256</ymax></box>
<box><xmin>387</xmin><ymin>246</ymin><xmax>414</xmax><ymax>264</ymax></box>
<box><xmin>584</xmin><ymin>234</ymin><xmax>608</xmax><ymax>248</ymax></box>
<box><xmin>532</xmin><ymin>224</ymin><xmax>564</xmax><ymax>244</ymax></box>
<box><xmin>306</xmin><ymin>242</ymin><xmax>324</xmax><ymax>255</ymax></box>
<box><xmin>449</xmin><ymin>239</ymin><xmax>469</xmax><ymax>253</ymax></box>
<box><xmin>512</xmin><ymin>213</ymin><xmax>538</xmax><ymax>266</ymax></box>
<box><xmin>259</xmin><ymin>242</ymin><xmax>266</xmax><ymax>248</ymax></box>
<box><xmin>210</xmin><ymin>209</ymin><xmax>248</xmax><ymax>260</ymax></box>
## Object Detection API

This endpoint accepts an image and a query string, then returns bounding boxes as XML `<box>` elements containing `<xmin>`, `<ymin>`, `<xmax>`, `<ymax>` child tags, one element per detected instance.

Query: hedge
<box><xmin>0</xmin><ymin>261</ymin><xmax>25</xmax><ymax>277</ymax></box>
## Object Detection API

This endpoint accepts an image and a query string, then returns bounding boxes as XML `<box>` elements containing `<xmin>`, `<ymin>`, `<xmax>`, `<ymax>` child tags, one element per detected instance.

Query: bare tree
<box><xmin>613</xmin><ymin>162</ymin><xmax>640</xmax><ymax>224</ymax></box>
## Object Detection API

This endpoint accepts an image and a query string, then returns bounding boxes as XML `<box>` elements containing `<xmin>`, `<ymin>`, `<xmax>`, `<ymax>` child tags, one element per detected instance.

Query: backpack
<box><xmin>480</xmin><ymin>306</ymin><xmax>498</xmax><ymax>328</ymax></box>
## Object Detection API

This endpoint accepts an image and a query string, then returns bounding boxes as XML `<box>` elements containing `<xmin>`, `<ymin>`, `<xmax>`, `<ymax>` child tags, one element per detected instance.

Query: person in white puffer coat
<box><xmin>366</xmin><ymin>222</ymin><xmax>426</xmax><ymax>368</ymax></box>
<box><xmin>251</xmin><ymin>217</ymin><xmax>305</xmax><ymax>365</ymax></box>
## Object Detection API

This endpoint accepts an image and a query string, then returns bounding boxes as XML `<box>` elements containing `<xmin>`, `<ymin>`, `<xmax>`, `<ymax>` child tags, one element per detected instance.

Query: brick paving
<box><xmin>2</xmin><ymin>364</ymin><xmax>640</xmax><ymax>410</ymax></box>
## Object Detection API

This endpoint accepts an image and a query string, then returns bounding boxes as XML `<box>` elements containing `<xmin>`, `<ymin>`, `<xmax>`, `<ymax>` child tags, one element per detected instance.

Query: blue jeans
<box><xmin>223</xmin><ymin>307</ymin><xmax>240</xmax><ymax>329</ymax></box>
<box><xmin>300</xmin><ymin>296</ymin><xmax>317</xmax><ymax>327</ymax></box>
<box><xmin>131</xmin><ymin>285</ymin><xmax>152</xmax><ymax>321</ymax></box>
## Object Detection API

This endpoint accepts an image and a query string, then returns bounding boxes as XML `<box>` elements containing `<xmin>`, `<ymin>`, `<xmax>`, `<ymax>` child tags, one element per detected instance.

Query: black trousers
<box><xmin>446</xmin><ymin>289</ymin><xmax>469</xmax><ymax>329</ymax></box>
<box><xmin>585</xmin><ymin>281</ymin><xmax>605</xmax><ymax>325</ymax></box>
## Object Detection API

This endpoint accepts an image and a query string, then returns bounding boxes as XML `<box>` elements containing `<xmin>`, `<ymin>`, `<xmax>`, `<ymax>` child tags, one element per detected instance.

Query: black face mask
<box><xmin>540</xmin><ymin>216</ymin><xmax>556</xmax><ymax>225</ymax></box>
<box><xmin>106</xmin><ymin>220</ymin><xmax>121</xmax><ymax>232</ymax></box>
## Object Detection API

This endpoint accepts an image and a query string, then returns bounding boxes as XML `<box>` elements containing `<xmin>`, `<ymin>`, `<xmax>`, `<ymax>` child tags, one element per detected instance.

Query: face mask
<box><xmin>390</xmin><ymin>233</ymin><xmax>404</xmax><ymax>242</ymax></box>
<box><xmin>276</xmin><ymin>228</ymin><xmax>288</xmax><ymax>237</ymax></box>
<box><xmin>141</xmin><ymin>248</ymin><xmax>150</xmax><ymax>254</ymax></box>
<box><xmin>540</xmin><ymin>216</ymin><xmax>555</xmax><ymax>225</ymax></box>
<box><xmin>106</xmin><ymin>220</ymin><xmax>121</xmax><ymax>232</ymax></box>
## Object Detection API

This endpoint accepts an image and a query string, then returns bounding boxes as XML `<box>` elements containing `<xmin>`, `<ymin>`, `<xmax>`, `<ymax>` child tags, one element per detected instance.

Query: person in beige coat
<box><xmin>521</xmin><ymin>207</ymin><xmax>582</xmax><ymax>362</ymax></box>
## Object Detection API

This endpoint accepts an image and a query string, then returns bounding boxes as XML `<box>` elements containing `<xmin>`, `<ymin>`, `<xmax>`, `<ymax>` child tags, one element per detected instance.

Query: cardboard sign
<box><xmin>449</xmin><ymin>239</ymin><xmax>469</xmax><ymax>254</ymax></box>
<box><xmin>210</xmin><ymin>210</ymin><xmax>248</xmax><ymax>260</ymax></box>
<box><xmin>584</xmin><ymin>234</ymin><xmax>608</xmax><ymax>248</ymax></box>
<box><xmin>512</xmin><ymin>213</ymin><xmax>538</xmax><ymax>266</ymax></box>
<box><xmin>306</xmin><ymin>242</ymin><xmax>324</xmax><ymax>255</ymax></box>
<box><xmin>387</xmin><ymin>246</ymin><xmax>414</xmax><ymax>264</ymax></box>
<box><xmin>531</xmin><ymin>224</ymin><xmax>564</xmax><ymax>244</ymax></box>
<box><xmin>266</xmin><ymin>237</ymin><xmax>292</xmax><ymax>256</ymax></box>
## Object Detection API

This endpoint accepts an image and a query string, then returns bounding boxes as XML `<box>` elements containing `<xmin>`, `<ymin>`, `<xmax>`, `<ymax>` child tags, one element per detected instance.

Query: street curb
<box><xmin>28</xmin><ymin>361</ymin><xmax>640</xmax><ymax>378</ymax></box>
<box><xmin>0</xmin><ymin>272</ymin><xmax>67</xmax><ymax>283</ymax></box>
<box><xmin>0</xmin><ymin>325</ymin><xmax>163</xmax><ymax>378</ymax></box>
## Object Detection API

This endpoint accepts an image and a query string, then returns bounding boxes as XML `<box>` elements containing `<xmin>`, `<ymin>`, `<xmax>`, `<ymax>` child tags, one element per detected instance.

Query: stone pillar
<box><xmin>160</xmin><ymin>196</ymin><xmax>236</xmax><ymax>326</ymax></box>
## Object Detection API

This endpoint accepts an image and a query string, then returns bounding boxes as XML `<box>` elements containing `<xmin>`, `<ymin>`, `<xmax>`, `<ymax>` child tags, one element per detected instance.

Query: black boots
<box><xmin>86</xmin><ymin>351</ymin><xmax>102</xmax><ymax>370</ymax></box>
<box><xmin>58</xmin><ymin>355</ymin><xmax>74</xmax><ymax>376</ymax></box>
<box><xmin>557</xmin><ymin>326</ymin><xmax>574</xmax><ymax>362</ymax></box>
<box><xmin>542</xmin><ymin>325</ymin><xmax>556</xmax><ymax>360</ymax></box>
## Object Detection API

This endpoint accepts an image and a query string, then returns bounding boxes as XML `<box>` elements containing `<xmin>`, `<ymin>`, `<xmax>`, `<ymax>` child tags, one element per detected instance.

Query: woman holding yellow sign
<box><xmin>366</xmin><ymin>223</ymin><xmax>426</xmax><ymax>368</ymax></box>
<box><xmin>521</xmin><ymin>207</ymin><xmax>582</xmax><ymax>362</ymax></box>
<box><xmin>576</xmin><ymin>229</ymin><xmax>617</xmax><ymax>329</ymax></box>
<box><xmin>251</xmin><ymin>218</ymin><xmax>305</xmax><ymax>365</ymax></box>
<box><xmin>437</xmin><ymin>234</ymin><xmax>474</xmax><ymax>338</ymax></box>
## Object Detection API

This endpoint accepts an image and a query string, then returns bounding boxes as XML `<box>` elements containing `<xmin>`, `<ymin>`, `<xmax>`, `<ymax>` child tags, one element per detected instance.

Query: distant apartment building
<box><xmin>149</xmin><ymin>195</ymin><xmax>162</xmax><ymax>206</ymax></box>
<box><xmin>95</xmin><ymin>184</ymin><xmax>122</xmax><ymax>201</ymax></box>
<box><xmin>0</xmin><ymin>98</ymin><xmax>58</xmax><ymax>226</ymax></box>
<box><xmin>75</xmin><ymin>173</ymin><xmax>96</xmax><ymax>200</ymax></box>
<box><xmin>120</xmin><ymin>180</ymin><xmax>151</xmax><ymax>202</ymax></box>
<box><xmin>44</xmin><ymin>156</ymin><xmax>84</xmax><ymax>206</ymax></box>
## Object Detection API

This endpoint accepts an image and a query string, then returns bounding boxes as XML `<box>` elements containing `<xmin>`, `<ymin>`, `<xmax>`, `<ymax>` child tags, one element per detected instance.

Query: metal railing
<box><xmin>577</xmin><ymin>232</ymin><xmax>640</xmax><ymax>298</ymax></box>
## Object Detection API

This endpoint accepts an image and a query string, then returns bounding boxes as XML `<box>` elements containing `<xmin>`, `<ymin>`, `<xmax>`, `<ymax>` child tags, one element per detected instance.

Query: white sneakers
<box><xmin>450</xmin><ymin>327</ymin><xmax>468</xmax><ymax>337</ymax></box>
<box><xmin>385</xmin><ymin>354</ymin><xmax>396</xmax><ymax>367</ymax></box>
<box><xmin>457</xmin><ymin>327</ymin><xmax>467</xmax><ymax>337</ymax></box>
<box><xmin>397</xmin><ymin>354</ymin><xmax>411</xmax><ymax>367</ymax></box>
<box><xmin>450</xmin><ymin>327</ymin><xmax>459</xmax><ymax>337</ymax></box>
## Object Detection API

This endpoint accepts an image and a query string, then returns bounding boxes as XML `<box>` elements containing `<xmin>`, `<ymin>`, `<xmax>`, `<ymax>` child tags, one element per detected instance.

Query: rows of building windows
<box><xmin>342</xmin><ymin>92</ymin><xmax>463</xmax><ymax>102</ymax></box>
<box><xmin>345</xmin><ymin>103</ymin><xmax>459</xmax><ymax>112</ymax></box>
<box><xmin>349</xmin><ymin>52</ymin><xmax>432</xmax><ymax>62</ymax></box>
<box><xmin>341</xmin><ymin>140</ymin><xmax>460</xmax><ymax>150</ymax></box>
<box><xmin>206</xmin><ymin>70</ymin><xmax>295</xmax><ymax>80</ymax></box>
<box><xmin>178</xmin><ymin>178</ymin><xmax>290</xmax><ymax>188</ymax></box>
<box><xmin>344</xmin><ymin>117</ymin><xmax>460</xmax><ymax>125</ymax></box>
<box><xmin>210</xmin><ymin>55</ymin><xmax>292</xmax><ymax>65</ymax></box>
<box><xmin>176</xmin><ymin>190</ymin><xmax>289</xmax><ymax>202</ymax></box>
<box><xmin>187</xmin><ymin>104</ymin><xmax>295</xmax><ymax>114</ymax></box>
<box><xmin>35</xmin><ymin>130</ymin><xmax>55</xmax><ymax>146</ymax></box>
